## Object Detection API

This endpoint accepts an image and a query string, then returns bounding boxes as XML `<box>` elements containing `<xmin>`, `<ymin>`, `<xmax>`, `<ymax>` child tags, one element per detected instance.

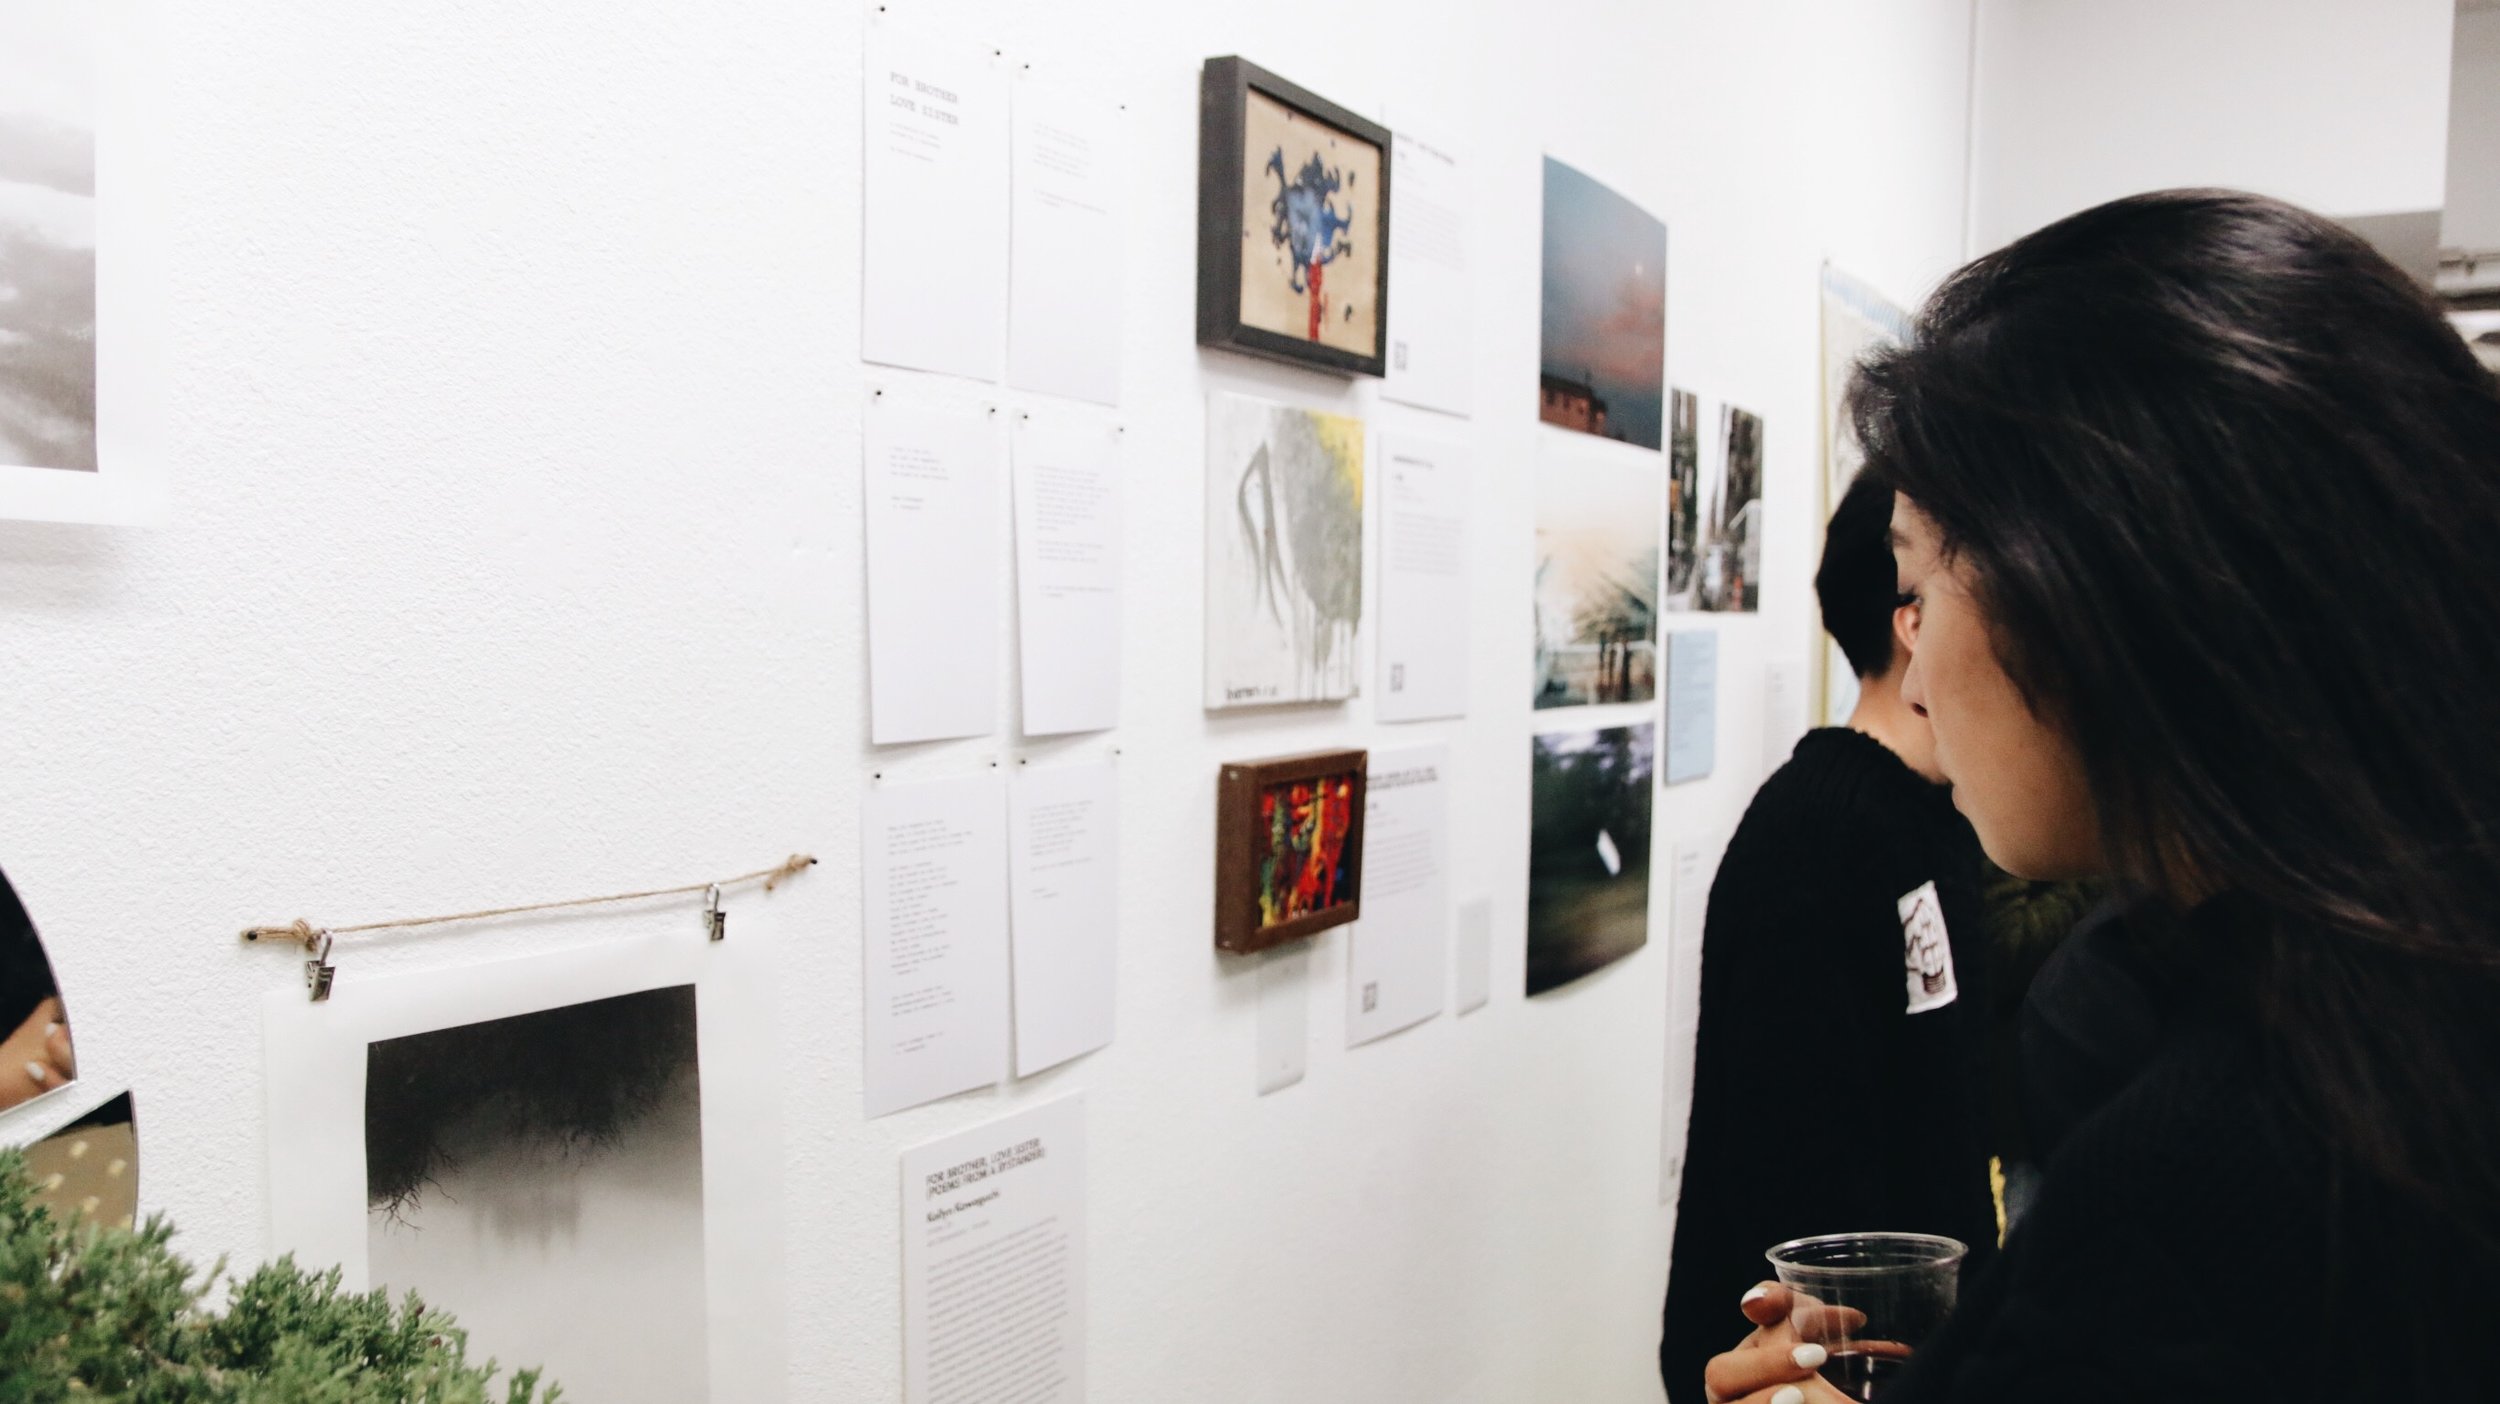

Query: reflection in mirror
<box><xmin>23</xmin><ymin>1091</ymin><xmax>137</xmax><ymax>1229</ymax></box>
<box><xmin>0</xmin><ymin>870</ymin><xmax>77</xmax><ymax>1112</ymax></box>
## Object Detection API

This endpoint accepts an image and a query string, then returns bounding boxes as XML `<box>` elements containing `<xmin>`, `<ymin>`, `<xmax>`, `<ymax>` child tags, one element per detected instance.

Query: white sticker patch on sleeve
<box><xmin>1898</xmin><ymin>880</ymin><xmax>1959</xmax><ymax>1015</ymax></box>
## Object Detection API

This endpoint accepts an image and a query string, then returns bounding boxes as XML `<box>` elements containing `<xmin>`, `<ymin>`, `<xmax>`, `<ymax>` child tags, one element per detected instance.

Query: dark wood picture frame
<box><xmin>1215</xmin><ymin>748</ymin><xmax>1369</xmax><ymax>953</ymax></box>
<box><xmin>1197</xmin><ymin>57</ymin><xmax>1392</xmax><ymax>379</ymax></box>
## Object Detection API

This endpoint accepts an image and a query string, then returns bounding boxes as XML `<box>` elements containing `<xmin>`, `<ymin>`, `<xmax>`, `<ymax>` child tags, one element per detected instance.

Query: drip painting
<box><xmin>1205</xmin><ymin>391</ymin><xmax>1365</xmax><ymax>709</ymax></box>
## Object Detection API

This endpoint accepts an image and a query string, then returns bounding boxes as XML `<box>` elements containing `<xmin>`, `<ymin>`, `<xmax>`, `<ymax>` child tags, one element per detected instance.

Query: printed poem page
<box><xmin>863</xmin><ymin>21</ymin><xmax>1007</xmax><ymax>379</ymax></box>
<box><xmin>1007</xmin><ymin>77</ymin><xmax>1124</xmax><ymax>405</ymax></box>
<box><xmin>865</xmin><ymin>773</ymin><xmax>1010</xmax><ymax>1118</ymax></box>
<box><xmin>1008</xmin><ymin>758</ymin><xmax>1119</xmax><ymax>1074</ymax></box>
<box><xmin>866</xmin><ymin>404</ymin><xmax>1003</xmax><ymax>745</ymax></box>
<box><xmin>1012</xmin><ymin>417</ymin><xmax>1122</xmax><ymax>736</ymax></box>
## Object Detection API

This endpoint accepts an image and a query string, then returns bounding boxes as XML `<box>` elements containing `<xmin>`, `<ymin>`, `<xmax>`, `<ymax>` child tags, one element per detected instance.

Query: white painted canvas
<box><xmin>1204</xmin><ymin>391</ymin><xmax>1364</xmax><ymax>709</ymax></box>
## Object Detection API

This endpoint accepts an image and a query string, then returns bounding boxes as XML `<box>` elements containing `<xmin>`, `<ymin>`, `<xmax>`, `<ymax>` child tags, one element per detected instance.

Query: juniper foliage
<box><xmin>0</xmin><ymin>1148</ymin><xmax>558</xmax><ymax>1402</ymax></box>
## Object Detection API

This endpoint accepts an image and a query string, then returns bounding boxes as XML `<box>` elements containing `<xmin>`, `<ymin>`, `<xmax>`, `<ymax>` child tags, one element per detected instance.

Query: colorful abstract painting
<box><xmin>1254</xmin><ymin>769</ymin><xmax>1362</xmax><ymax>931</ymax></box>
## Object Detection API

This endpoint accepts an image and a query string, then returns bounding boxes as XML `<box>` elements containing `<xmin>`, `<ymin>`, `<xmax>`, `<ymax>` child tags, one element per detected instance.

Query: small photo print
<box><xmin>1535</xmin><ymin>454</ymin><xmax>1661</xmax><ymax>709</ymax></box>
<box><xmin>1694</xmin><ymin>403</ymin><xmax>1764</xmax><ymax>613</ymax></box>
<box><xmin>366</xmin><ymin>984</ymin><xmax>710</xmax><ymax>1403</ymax></box>
<box><xmin>1526</xmin><ymin>722</ymin><xmax>1655</xmax><ymax>995</ymax></box>
<box><xmin>1539</xmin><ymin>158</ymin><xmax>1666</xmax><ymax>451</ymax></box>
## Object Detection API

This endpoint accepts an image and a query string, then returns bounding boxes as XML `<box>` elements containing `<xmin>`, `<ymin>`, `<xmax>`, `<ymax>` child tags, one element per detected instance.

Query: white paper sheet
<box><xmin>1381</xmin><ymin>130</ymin><xmax>1471</xmax><ymax>416</ymax></box>
<box><xmin>867</xmin><ymin>403</ymin><xmax>1003</xmax><ymax>745</ymax></box>
<box><xmin>863</xmin><ymin>20</ymin><xmax>1008</xmax><ymax>380</ymax></box>
<box><xmin>1254</xmin><ymin>943</ymin><xmax>1309</xmax><ymax>1094</ymax></box>
<box><xmin>263</xmin><ymin>929</ymin><xmax>787</xmax><ymax>1403</ymax></box>
<box><xmin>1664</xmin><ymin>629</ymin><xmax>1719</xmax><ymax>784</ymax></box>
<box><xmin>900</xmin><ymin>1095</ymin><xmax>1087</xmax><ymax>1404</ymax></box>
<box><xmin>1012</xmin><ymin>417</ymin><xmax>1122</xmax><ymax>736</ymax></box>
<box><xmin>1008</xmin><ymin>758</ymin><xmax>1117</xmax><ymax>1076</ymax></box>
<box><xmin>865</xmin><ymin>772</ymin><xmax>1011</xmax><ymax>1118</ymax></box>
<box><xmin>1006</xmin><ymin>76</ymin><xmax>1123</xmax><ymax>406</ymax></box>
<box><xmin>1661</xmin><ymin>830</ymin><xmax>1728</xmax><ymax>1203</ymax></box>
<box><xmin>1346</xmin><ymin>746</ymin><xmax>1449</xmax><ymax>1046</ymax></box>
<box><xmin>1453</xmin><ymin>897</ymin><xmax>1492</xmax><ymax>1015</ymax></box>
<box><xmin>1375</xmin><ymin>434</ymin><xmax>1471</xmax><ymax>722</ymax></box>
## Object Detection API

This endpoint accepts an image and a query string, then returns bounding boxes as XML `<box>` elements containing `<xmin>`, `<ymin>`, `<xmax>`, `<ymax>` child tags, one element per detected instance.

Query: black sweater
<box><xmin>1659</xmin><ymin>728</ymin><xmax>1998</xmax><ymax>1403</ymax></box>
<box><xmin>1888</xmin><ymin>898</ymin><xmax>2500</xmax><ymax>1401</ymax></box>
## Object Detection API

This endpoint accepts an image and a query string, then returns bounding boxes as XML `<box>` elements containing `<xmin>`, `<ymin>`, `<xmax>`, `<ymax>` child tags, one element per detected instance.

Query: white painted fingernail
<box><xmin>25</xmin><ymin>1061</ymin><xmax>48</xmax><ymax>1085</ymax></box>
<box><xmin>1792</xmin><ymin>1343</ymin><xmax>1828</xmax><ymax>1370</ymax></box>
<box><xmin>1741</xmin><ymin>1285</ymin><xmax>1770</xmax><ymax>1306</ymax></box>
<box><xmin>1772</xmin><ymin>1388</ymin><xmax>1805</xmax><ymax>1404</ymax></box>
<box><xmin>44</xmin><ymin>1022</ymin><xmax>61</xmax><ymax>1038</ymax></box>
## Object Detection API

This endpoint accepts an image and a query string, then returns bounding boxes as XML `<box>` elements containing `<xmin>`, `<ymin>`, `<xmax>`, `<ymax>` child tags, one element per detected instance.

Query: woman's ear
<box><xmin>1891</xmin><ymin>601</ymin><xmax>1921</xmax><ymax>660</ymax></box>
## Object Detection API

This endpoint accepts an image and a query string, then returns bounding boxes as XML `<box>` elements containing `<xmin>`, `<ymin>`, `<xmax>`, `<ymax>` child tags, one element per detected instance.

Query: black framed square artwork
<box><xmin>1197</xmin><ymin>57</ymin><xmax>1391</xmax><ymax>378</ymax></box>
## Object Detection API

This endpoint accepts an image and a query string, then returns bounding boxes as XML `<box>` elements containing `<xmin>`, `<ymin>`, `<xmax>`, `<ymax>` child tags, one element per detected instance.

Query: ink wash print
<box><xmin>0</xmin><ymin>0</ymin><xmax>97</xmax><ymax>474</ymax></box>
<box><xmin>1205</xmin><ymin>392</ymin><xmax>1365</xmax><ymax>709</ymax></box>
<box><xmin>366</xmin><ymin>984</ymin><xmax>710</xmax><ymax>1404</ymax></box>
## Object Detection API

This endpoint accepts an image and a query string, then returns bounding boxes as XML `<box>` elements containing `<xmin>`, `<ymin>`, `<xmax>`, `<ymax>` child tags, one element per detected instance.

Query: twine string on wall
<box><xmin>238</xmin><ymin>853</ymin><xmax>818</xmax><ymax>1000</ymax></box>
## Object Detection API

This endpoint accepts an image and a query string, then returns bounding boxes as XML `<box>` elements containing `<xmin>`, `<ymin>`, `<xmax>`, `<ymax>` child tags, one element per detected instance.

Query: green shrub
<box><xmin>0</xmin><ymin>1148</ymin><xmax>557</xmax><ymax>1402</ymax></box>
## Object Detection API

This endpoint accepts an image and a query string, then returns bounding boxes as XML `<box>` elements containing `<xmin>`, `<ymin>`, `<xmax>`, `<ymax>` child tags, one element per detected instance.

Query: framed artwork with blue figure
<box><xmin>1197</xmin><ymin>57</ymin><xmax>1391</xmax><ymax>378</ymax></box>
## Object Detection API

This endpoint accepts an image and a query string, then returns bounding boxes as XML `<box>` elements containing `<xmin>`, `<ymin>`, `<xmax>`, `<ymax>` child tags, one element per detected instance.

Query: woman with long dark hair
<box><xmin>1702</xmin><ymin>189</ymin><xmax>2500</xmax><ymax>1401</ymax></box>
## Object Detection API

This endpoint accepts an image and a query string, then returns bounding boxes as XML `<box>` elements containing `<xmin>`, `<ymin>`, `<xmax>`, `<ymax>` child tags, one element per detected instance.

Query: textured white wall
<box><xmin>1971</xmin><ymin>0</ymin><xmax>2455</xmax><ymax>252</ymax></box>
<box><xmin>0</xmin><ymin>2</ymin><xmax>1972</xmax><ymax>1399</ymax></box>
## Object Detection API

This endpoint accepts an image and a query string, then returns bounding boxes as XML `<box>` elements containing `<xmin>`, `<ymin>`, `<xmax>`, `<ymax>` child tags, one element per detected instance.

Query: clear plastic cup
<box><xmin>1765</xmin><ymin>1232</ymin><xmax>1966</xmax><ymax>1401</ymax></box>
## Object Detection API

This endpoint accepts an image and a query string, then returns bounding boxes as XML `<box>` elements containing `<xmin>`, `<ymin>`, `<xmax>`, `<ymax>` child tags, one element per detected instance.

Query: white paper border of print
<box><xmin>263</xmin><ymin>928</ymin><xmax>786</xmax><ymax>1402</ymax></box>
<box><xmin>0</xmin><ymin>0</ymin><xmax>167</xmax><ymax>524</ymax></box>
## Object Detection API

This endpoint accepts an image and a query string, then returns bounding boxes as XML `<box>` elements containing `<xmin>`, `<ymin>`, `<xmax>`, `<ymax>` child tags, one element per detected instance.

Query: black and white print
<box><xmin>0</xmin><ymin>1</ymin><xmax>97</xmax><ymax>475</ymax></box>
<box><xmin>366</xmin><ymin>984</ymin><xmax>710</xmax><ymax>1403</ymax></box>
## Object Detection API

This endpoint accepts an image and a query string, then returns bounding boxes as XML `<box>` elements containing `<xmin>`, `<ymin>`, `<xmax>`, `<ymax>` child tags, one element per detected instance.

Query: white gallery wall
<box><xmin>1970</xmin><ymin>0</ymin><xmax>2457</xmax><ymax>252</ymax></box>
<box><xmin>0</xmin><ymin>2</ymin><xmax>1974</xmax><ymax>1400</ymax></box>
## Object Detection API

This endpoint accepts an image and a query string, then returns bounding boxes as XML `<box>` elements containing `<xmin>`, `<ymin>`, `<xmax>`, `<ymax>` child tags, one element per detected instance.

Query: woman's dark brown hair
<box><xmin>1852</xmin><ymin>189</ymin><xmax>2500</xmax><ymax>1291</ymax></box>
